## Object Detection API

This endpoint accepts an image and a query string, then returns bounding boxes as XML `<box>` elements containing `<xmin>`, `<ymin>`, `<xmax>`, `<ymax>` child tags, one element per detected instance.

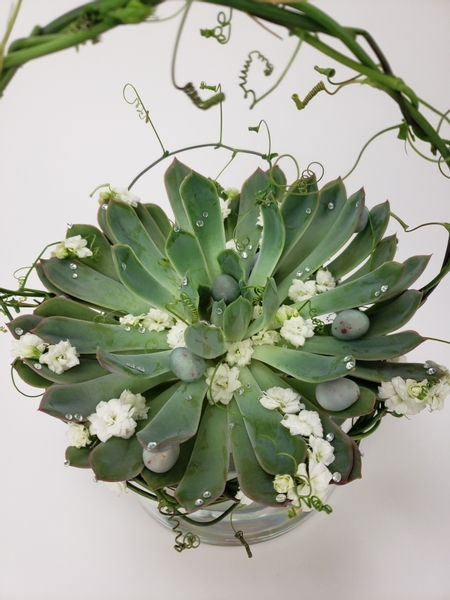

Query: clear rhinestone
<box><xmin>121</xmin><ymin>262</ymin><xmax>126</xmax><ymax>271</ymax></box>
<box><xmin>75</xmin><ymin>414</ymin><xmax>83</xmax><ymax>421</ymax></box>
<box><xmin>185</xmin><ymin>395</ymin><xmax>192</xmax><ymax>401</ymax></box>
<box><xmin>305</xmin><ymin>208</ymin><xmax>312</xmax><ymax>214</ymax></box>
<box><xmin>101</xmin><ymin>203</ymin><xmax>108</xmax><ymax>211</ymax></box>
<box><xmin>275</xmin><ymin>493</ymin><xmax>286</xmax><ymax>503</ymax></box>
<box><xmin>215</xmin><ymin>307</ymin><xmax>223</xmax><ymax>315</ymax></box>
<box><xmin>66</xmin><ymin>222</ymin><xmax>73</xmax><ymax>229</ymax></box>
<box><xmin>374</xmin><ymin>291</ymin><xmax>381</xmax><ymax>297</ymax></box>
<box><xmin>69</xmin><ymin>263</ymin><xmax>77</xmax><ymax>270</ymax></box>
<box><xmin>248</xmin><ymin>245</ymin><xmax>253</xmax><ymax>250</ymax></box>
<box><xmin>72</xmin><ymin>273</ymin><xmax>78</xmax><ymax>279</ymax></box>
<box><xmin>174</xmin><ymin>225</ymin><xmax>180</xmax><ymax>232</ymax></box>
<box><xmin>138</xmin><ymin>326</ymin><xmax>146</xmax><ymax>334</ymax></box>
<box><xmin>14</xmin><ymin>327</ymin><xmax>23</xmax><ymax>336</ymax></box>
<box><xmin>427</xmin><ymin>368</ymin><xmax>436</xmax><ymax>375</ymax></box>
<box><xmin>423</xmin><ymin>362</ymin><xmax>430</xmax><ymax>369</ymax></box>
<box><xmin>237</xmin><ymin>387</ymin><xmax>244</xmax><ymax>395</ymax></box>
<box><xmin>64</xmin><ymin>460</ymin><xmax>70</xmax><ymax>467</ymax></box>
<box><xmin>202</xmin><ymin>212</ymin><xmax>209</xmax><ymax>218</ymax></box>
<box><xmin>346</xmin><ymin>361</ymin><xmax>355</xmax><ymax>370</ymax></box>
<box><xmin>136</xmin><ymin>366</ymin><xmax>146</xmax><ymax>373</ymax></box>
<box><xmin>181</xmin><ymin>277</ymin><xmax>188</xmax><ymax>286</ymax></box>
<box><xmin>34</xmin><ymin>363</ymin><xmax>42</xmax><ymax>370</ymax></box>
<box><xmin>325</xmin><ymin>432</ymin><xmax>335</xmax><ymax>442</ymax></box>
<box><xmin>246</xmin><ymin>383</ymin><xmax>251</xmax><ymax>388</ymax></box>
<box><xmin>343</xmin><ymin>356</ymin><xmax>352</xmax><ymax>362</ymax></box>
<box><xmin>65</xmin><ymin>414</ymin><xmax>73</xmax><ymax>421</ymax></box>
<box><xmin>229</xmin><ymin>422</ymin><xmax>235</xmax><ymax>429</ymax></box>
<box><xmin>296</xmin><ymin>271</ymin><xmax>303</xmax><ymax>278</ymax></box>
<box><xmin>305</xmin><ymin>268</ymin><xmax>311</xmax><ymax>274</ymax></box>
<box><xmin>332</xmin><ymin>472</ymin><xmax>342</xmax><ymax>483</ymax></box>
<box><xmin>355</xmin><ymin>201</ymin><xmax>360</xmax><ymax>208</ymax></box>
<box><xmin>380</xmin><ymin>285</ymin><xmax>389</xmax><ymax>293</ymax></box>
<box><xmin>360</xmin><ymin>450</ymin><xmax>365</xmax><ymax>457</ymax></box>
<box><xmin>328</xmin><ymin>202</ymin><xmax>334</xmax><ymax>210</ymax></box>
<box><xmin>196</xmin><ymin>220</ymin><xmax>204</xmax><ymax>228</ymax></box>
<box><xmin>195</xmin><ymin>499</ymin><xmax>204</xmax><ymax>507</ymax></box>
<box><xmin>147</xmin><ymin>442</ymin><xmax>157</xmax><ymax>450</ymax></box>
<box><xmin>203</xmin><ymin>491</ymin><xmax>211</xmax><ymax>499</ymax></box>
<box><xmin>124</xmin><ymin>326</ymin><xmax>131</xmax><ymax>331</ymax></box>
<box><xmin>241</xmin><ymin>252</ymin><xmax>248</xmax><ymax>259</ymax></box>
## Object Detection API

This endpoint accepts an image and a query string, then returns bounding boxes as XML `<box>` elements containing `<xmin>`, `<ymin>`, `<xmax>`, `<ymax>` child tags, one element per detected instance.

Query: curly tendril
<box><xmin>239</xmin><ymin>50</ymin><xmax>274</xmax><ymax>109</ymax></box>
<box><xmin>200</xmin><ymin>9</ymin><xmax>232</xmax><ymax>44</ymax></box>
<box><xmin>159</xmin><ymin>504</ymin><xmax>200</xmax><ymax>553</ymax></box>
<box><xmin>122</xmin><ymin>83</ymin><xmax>167</xmax><ymax>154</ymax></box>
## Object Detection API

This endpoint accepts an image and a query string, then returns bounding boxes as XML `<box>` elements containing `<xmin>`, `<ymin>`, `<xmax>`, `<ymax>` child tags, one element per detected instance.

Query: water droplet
<box><xmin>328</xmin><ymin>202</ymin><xmax>334</xmax><ymax>210</ymax></box>
<box><xmin>64</xmin><ymin>460</ymin><xmax>70</xmax><ymax>467</ymax></box>
<box><xmin>427</xmin><ymin>367</ymin><xmax>436</xmax><ymax>375</ymax></box>
<box><xmin>275</xmin><ymin>494</ymin><xmax>286</xmax><ymax>503</ymax></box>
<box><xmin>203</xmin><ymin>491</ymin><xmax>211</xmax><ymax>499</ymax></box>
<box><xmin>136</xmin><ymin>366</ymin><xmax>146</xmax><ymax>373</ymax></box>
<box><xmin>229</xmin><ymin>422</ymin><xmax>235</xmax><ymax>429</ymax></box>
<box><xmin>147</xmin><ymin>442</ymin><xmax>157</xmax><ymax>450</ymax></box>
<box><xmin>75</xmin><ymin>414</ymin><xmax>83</xmax><ymax>421</ymax></box>
<box><xmin>138</xmin><ymin>326</ymin><xmax>146</xmax><ymax>334</ymax></box>
<box><xmin>124</xmin><ymin>326</ymin><xmax>131</xmax><ymax>332</ymax></box>
<box><xmin>34</xmin><ymin>363</ymin><xmax>42</xmax><ymax>370</ymax></box>
<box><xmin>66</xmin><ymin>222</ymin><xmax>73</xmax><ymax>229</ymax></box>
<box><xmin>65</xmin><ymin>414</ymin><xmax>73</xmax><ymax>421</ymax></box>
<box><xmin>332</xmin><ymin>472</ymin><xmax>342</xmax><ymax>483</ymax></box>
<box><xmin>343</xmin><ymin>356</ymin><xmax>352</xmax><ymax>362</ymax></box>
<box><xmin>14</xmin><ymin>327</ymin><xmax>23</xmax><ymax>336</ymax></box>
<box><xmin>202</xmin><ymin>212</ymin><xmax>209</xmax><ymax>218</ymax></box>
<box><xmin>374</xmin><ymin>291</ymin><xmax>381</xmax><ymax>297</ymax></box>
<box><xmin>69</xmin><ymin>263</ymin><xmax>77</xmax><ymax>270</ymax></box>
<box><xmin>196</xmin><ymin>220</ymin><xmax>204</xmax><ymax>228</ymax></box>
<box><xmin>355</xmin><ymin>201</ymin><xmax>360</xmax><ymax>208</ymax></box>
<box><xmin>126</xmin><ymin>363</ymin><xmax>136</xmax><ymax>369</ymax></box>
<box><xmin>101</xmin><ymin>203</ymin><xmax>108</xmax><ymax>211</ymax></box>
<box><xmin>296</xmin><ymin>271</ymin><xmax>303</xmax><ymax>278</ymax></box>
<box><xmin>195</xmin><ymin>498</ymin><xmax>204</xmax><ymax>507</ymax></box>
<box><xmin>72</xmin><ymin>273</ymin><xmax>78</xmax><ymax>279</ymax></box>
<box><xmin>241</xmin><ymin>252</ymin><xmax>248</xmax><ymax>259</ymax></box>
<box><xmin>246</xmin><ymin>383</ymin><xmax>251</xmax><ymax>388</ymax></box>
<box><xmin>216</xmin><ymin>307</ymin><xmax>223</xmax><ymax>315</ymax></box>
<box><xmin>185</xmin><ymin>395</ymin><xmax>192</xmax><ymax>401</ymax></box>
<box><xmin>423</xmin><ymin>362</ymin><xmax>430</xmax><ymax>369</ymax></box>
<box><xmin>380</xmin><ymin>285</ymin><xmax>389</xmax><ymax>293</ymax></box>
<box><xmin>305</xmin><ymin>208</ymin><xmax>312</xmax><ymax>214</ymax></box>
<box><xmin>181</xmin><ymin>277</ymin><xmax>188</xmax><ymax>286</ymax></box>
<box><xmin>325</xmin><ymin>432</ymin><xmax>335</xmax><ymax>442</ymax></box>
<box><xmin>121</xmin><ymin>262</ymin><xmax>127</xmax><ymax>271</ymax></box>
<box><xmin>174</xmin><ymin>224</ymin><xmax>180</xmax><ymax>233</ymax></box>
<box><xmin>346</xmin><ymin>361</ymin><xmax>355</xmax><ymax>370</ymax></box>
<box><xmin>248</xmin><ymin>245</ymin><xmax>253</xmax><ymax>250</ymax></box>
<box><xmin>237</xmin><ymin>387</ymin><xmax>244</xmax><ymax>395</ymax></box>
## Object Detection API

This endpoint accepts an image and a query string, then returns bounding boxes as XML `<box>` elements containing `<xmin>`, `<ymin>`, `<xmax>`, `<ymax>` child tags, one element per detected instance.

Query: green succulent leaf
<box><xmin>140</xmin><ymin>437</ymin><xmax>196</xmax><ymax>490</ymax></box>
<box><xmin>217</xmin><ymin>249</ymin><xmax>245</xmax><ymax>282</ymax></box>
<box><xmin>13</xmin><ymin>359</ymin><xmax>50</xmax><ymax>389</ymax></box>
<box><xmin>364</xmin><ymin>290</ymin><xmax>422</xmax><ymax>336</ymax></box>
<box><xmin>65</xmin><ymin>445</ymin><xmax>92</xmax><ymax>469</ymax></box>
<box><xmin>8</xmin><ymin>314</ymin><xmax>43</xmax><ymax>338</ymax></box>
<box><xmin>344</xmin><ymin>234</ymin><xmax>398</xmax><ymax>283</ymax></box>
<box><xmin>135</xmin><ymin>203</ymin><xmax>168</xmax><ymax>254</ymax></box>
<box><xmin>249</xmin><ymin>200</ymin><xmax>285</xmax><ymax>289</ymax></box>
<box><xmin>97</xmin><ymin>348</ymin><xmax>172</xmax><ymax>378</ymax></box>
<box><xmin>34</xmin><ymin>297</ymin><xmax>116</xmax><ymax>322</ymax></box>
<box><xmin>371</xmin><ymin>255</ymin><xmax>430</xmax><ymax>302</ymax></box>
<box><xmin>176</xmin><ymin>403</ymin><xmax>229</xmax><ymax>511</ymax></box>
<box><xmin>24</xmin><ymin>357</ymin><xmax>107</xmax><ymax>384</ymax></box>
<box><xmin>164</xmin><ymin>159</ymin><xmax>193</xmax><ymax>233</ymax></box>
<box><xmin>266</xmin><ymin>165</ymin><xmax>287</xmax><ymax>202</ymax></box>
<box><xmin>90</xmin><ymin>434</ymin><xmax>144</xmax><ymax>482</ymax></box>
<box><xmin>68</xmin><ymin>224</ymin><xmax>120</xmax><ymax>281</ymax></box>
<box><xmin>222</xmin><ymin>296</ymin><xmax>253</xmax><ymax>342</ymax></box>
<box><xmin>353</xmin><ymin>360</ymin><xmax>445</xmax><ymax>383</ymax></box>
<box><xmin>184</xmin><ymin>322</ymin><xmax>225</xmax><ymax>358</ymax></box>
<box><xmin>246</xmin><ymin>277</ymin><xmax>279</xmax><ymax>337</ymax></box>
<box><xmin>165</xmin><ymin>229</ymin><xmax>210</xmax><ymax>288</ymax></box>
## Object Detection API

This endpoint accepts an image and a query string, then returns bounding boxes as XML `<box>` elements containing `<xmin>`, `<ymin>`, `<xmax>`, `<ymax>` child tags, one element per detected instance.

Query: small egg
<box><xmin>331</xmin><ymin>309</ymin><xmax>370</xmax><ymax>340</ymax></box>
<box><xmin>316</xmin><ymin>378</ymin><xmax>360</xmax><ymax>411</ymax></box>
<box><xmin>169</xmin><ymin>347</ymin><xmax>205</xmax><ymax>382</ymax></box>
<box><xmin>143</xmin><ymin>445</ymin><xmax>180</xmax><ymax>473</ymax></box>
<box><xmin>211</xmin><ymin>273</ymin><xmax>239</xmax><ymax>304</ymax></box>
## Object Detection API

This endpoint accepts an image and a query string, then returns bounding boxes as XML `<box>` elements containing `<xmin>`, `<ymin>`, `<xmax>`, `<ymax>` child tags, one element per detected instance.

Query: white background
<box><xmin>0</xmin><ymin>1</ymin><xmax>449</xmax><ymax>599</ymax></box>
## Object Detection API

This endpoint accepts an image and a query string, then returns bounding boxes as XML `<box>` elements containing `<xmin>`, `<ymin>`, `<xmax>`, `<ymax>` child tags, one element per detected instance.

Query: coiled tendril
<box><xmin>239</xmin><ymin>51</ymin><xmax>274</xmax><ymax>109</ymax></box>
<box><xmin>200</xmin><ymin>9</ymin><xmax>232</xmax><ymax>44</ymax></box>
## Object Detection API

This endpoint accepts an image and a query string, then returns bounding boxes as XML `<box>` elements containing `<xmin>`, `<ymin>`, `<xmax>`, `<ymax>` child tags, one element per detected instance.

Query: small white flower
<box><xmin>235</xmin><ymin>489</ymin><xmax>253</xmax><ymax>505</ymax></box>
<box><xmin>205</xmin><ymin>363</ymin><xmax>242</xmax><ymax>405</ymax></box>
<box><xmin>273</xmin><ymin>474</ymin><xmax>295</xmax><ymax>494</ymax></box>
<box><xmin>288</xmin><ymin>279</ymin><xmax>317</xmax><ymax>303</ymax></box>
<box><xmin>112</xmin><ymin>187</ymin><xmax>141</xmax><ymax>207</ymax></box>
<box><xmin>378</xmin><ymin>377</ymin><xmax>427</xmax><ymax>416</ymax></box>
<box><xmin>259</xmin><ymin>386</ymin><xmax>304</xmax><ymax>414</ymax></box>
<box><xmin>101</xmin><ymin>481</ymin><xmax>128</xmax><ymax>495</ymax></box>
<box><xmin>252</xmin><ymin>304</ymin><xmax>264</xmax><ymax>320</ymax></box>
<box><xmin>119</xmin><ymin>389</ymin><xmax>148</xmax><ymax>420</ymax></box>
<box><xmin>53</xmin><ymin>235</ymin><xmax>93</xmax><ymax>259</ymax></box>
<box><xmin>225</xmin><ymin>339</ymin><xmax>254</xmax><ymax>367</ymax></box>
<box><xmin>167</xmin><ymin>320</ymin><xmax>187</xmax><ymax>349</ymax></box>
<box><xmin>226</xmin><ymin>239</ymin><xmax>237</xmax><ymax>251</ymax></box>
<box><xmin>39</xmin><ymin>340</ymin><xmax>80</xmax><ymax>374</ymax></box>
<box><xmin>308</xmin><ymin>435</ymin><xmax>335</xmax><ymax>466</ymax></box>
<box><xmin>11</xmin><ymin>333</ymin><xmax>47</xmax><ymax>360</ymax></box>
<box><xmin>88</xmin><ymin>398</ymin><xmax>137</xmax><ymax>443</ymax></box>
<box><xmin>275</xmin><ymin>304</ymin><xmax>298</xmax><ymax>324</ymax></box>
<box><xmin>142</xmin><ymin>308</ymin><xmax>174</xmax><ymax>332</ymax></box>
<box><xmin>291</xmin><ymin>459</ymin><xmax>332</xmax><ymax>511</ymax></box>
<box><xmin>219</xmin><ymin>197</ymin><xmax>231</xmax><ymax>220</ymax></box>
<box><xmin>66</xmin><ymin>423</ymin><xmax>92</xmax><ymax>448</ymax></box>
<box><xmin>280</xmin><ymin>316</ymin><xmax>315</xmax><ymax>348</ymax></box>
<box><xmin>256</xmin><ymin>210</ymin><xmax>263</xmax><ymax>227</ymax></box>
<box><xmin>119</xmin><ymin>313</ymin><xmax>145</xmax><ymax>327</ymax></box>
<box><xmin>281</xmin><ymin>410</ymin><xmax>323</xmax><ymax>438</ymax></box>
<box><xmin>426</xmin><ymin>380</ymin><xmax>449</xmax><ymax>412</ymax></box>
<box><xmin>251</xmin><ymin>329</ymin><xmax>280</xmax><ymax>346</ymax></box>
<box><xmin>315</xmin><ymin>268</ymin><xmax>336</xmax><ymax>293</ymax></box>
<box><xmin>224</xmin><ymin>188</ymin><xmax>239</xmax><ymax>201</ymax></box>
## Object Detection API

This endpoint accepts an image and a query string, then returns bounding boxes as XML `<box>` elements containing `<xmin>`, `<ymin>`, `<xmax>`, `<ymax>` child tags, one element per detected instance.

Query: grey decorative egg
<box><xmin>143</xmin><ymin>445</ymin><xmax>180</xmax><ymax>473</ymax></box>
<box><xmin>169</xmin><ymin>347</ymin><xmax>205</xmax><ymax>382</ymax></box>
<box><xmin>331</xmin><ymin>309</ymin><xmax>370</xmax><ymax>340</ymax></box>
<box><xmin>316</xmin><ymin>378</ymin><xmax>360</xmax><ymax>411</ymax></box>
<box><xmin>211</xmin><ymin>273</ymin><xmax>239</xmax><ymax>304</ymax></box>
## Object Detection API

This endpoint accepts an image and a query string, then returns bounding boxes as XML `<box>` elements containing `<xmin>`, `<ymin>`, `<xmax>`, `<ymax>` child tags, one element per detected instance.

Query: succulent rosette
<box><xmin>8</xmin><ymin>159</ymin><xmax>448</xmax><ymax>517</ymax></box>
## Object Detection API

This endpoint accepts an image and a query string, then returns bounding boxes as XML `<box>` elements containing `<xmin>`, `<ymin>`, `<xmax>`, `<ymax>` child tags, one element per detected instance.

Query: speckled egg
<box><xmin>211</xmin><ymin>273</ymin><xmax>240</xmax><ymax>304</ymax></box>
<box><xmin>316</xmin><ymin>378</ymin><xmax>360</xmax><ymax>411</ymax></box>
<box><xmin>169</xmin><ymin>347</ymin><xmax>205</xmax><ymax>382</ymax></box>
<box><xmin>143</xmin><ymin>444</ymin><xmax>180</xmax><ymax>473</ymax></box>
<box><xmin>331</xmin><ymin>309</ymin><xmax>370</xmax><ymax>340</ymax></box>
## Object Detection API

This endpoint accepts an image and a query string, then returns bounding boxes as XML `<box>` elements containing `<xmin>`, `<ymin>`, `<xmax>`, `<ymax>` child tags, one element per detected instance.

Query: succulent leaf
<box><xmin>65</xmin><ymin>445</ymin><xmax>91</xmax><ymax>469</ymax></box>
<box><xmin>68</xmin><ymin>224</ymin><xmax>120</xmax><ymax>281</ymax></box>
<box><xmin>364</xmin><ymin>290</ymin><xmax>423</xmax><ymax>336</ymax></box>
<box><xmin>90</xmin><ymin>434</ymin><xmax>144</xmax><ymax>481</ymax></box>
<box><xmin>222</xmin><ymin>296</ymin><xmax>253</xmax><ymax>342</ymax></box>
<box><xmin>34</xmin><ymin>297</ymin><xmax>116</xmax><ymax>322</ymax></box>
<box><xmin>140</xmin><ymin>437</ymin><xmax>196</xmax><ymax>490</ymax></box>
<box><xmin>344</xmin><ymin>234</ymin><xmax>398</xmax><ymax>283</ymax></box>
<box><xmin>248</xmin><ymin>200</ymin><xmax>285</xmax><ymax>289</ymax></box>
<box><xmin>164</xmin><ymin>159</ymin><xmax>193</xmax><ymax>232</ymax></box>
<box><xmin>184</xmin><ymin>322</ymin><xmax>226</xmax><ymax>358</ymax></box>
<box><xmin>165</xmin><ymin>229</ymin><xmax>210</xmax><ymax>288</ymax></box>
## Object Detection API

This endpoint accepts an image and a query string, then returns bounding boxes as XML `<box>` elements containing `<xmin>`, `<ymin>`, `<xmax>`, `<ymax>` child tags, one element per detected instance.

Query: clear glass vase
<box><xmin>137</xmin><ymin>494</ymin><xmax>328</xmax><ymax>546</ymax></box>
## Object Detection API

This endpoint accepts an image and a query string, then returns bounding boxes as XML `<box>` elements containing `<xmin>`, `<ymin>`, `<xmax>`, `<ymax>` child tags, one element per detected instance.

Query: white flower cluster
<box><xmin>378</xmin><ymin>371</ymin><xmax>450</xmax><ymax>415</ymax></box>
<box><xmin>97</xmin><ymin>186</ymin><xmax>141</xmax><ymax>208</ymax></box>
<box><xmin>87</xmin><ymin>389</ymin><xmax>148</xmax><ymax>443</ymax></box>
<box><xmin>119</xmin><ymin>308</ymin><xmax>175</xmax><ymax>333</ymax></box>
<box><xmin>288</xmin><ymin>268</ymin><xmax>336</xmax><ymax>303</ymax></box>
<box><xmin>52</xmin><ymin>235</ymin><xmax>93</xmax><ymax>260</ymax></box>
<box><xmin>205</xmin><ymin>363</ymin><xmax>242</xmax><ymax>405</ymax></box>
<box><xmin>11</xmin><ymin>333</ymin><xmax>79</xmax><ymax>374</ymax></box>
